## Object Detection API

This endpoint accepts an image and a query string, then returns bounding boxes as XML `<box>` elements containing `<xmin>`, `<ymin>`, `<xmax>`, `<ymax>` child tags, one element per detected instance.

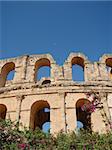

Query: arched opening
<box><xmin>7</xmin><ymin>70</ymin><xmax>15</xmax><ymax>80</ymax></box>
<box><xmin>72</xmin><ymin>65</ymin><xmax>84</xmax><ymax>81</ymax></box>
<box><xmin>76</xmin><ymin>99</ymin><xmax>91</xmax><ymax>130</ymax></box>
<box><xmin>71</xmin><ymin>57</ymin><xmax>84</xmax><ymax>82</ymax></box>
<box><xmin>0</xmin><ymin>104</ymin><xmax>7</xmax><ymax>120</ymax></box>
<box><xmin>34</xmin><ymin>58</ymin><xmax>51</xmax><ymax>81</ymax></box>
<box><xmin>30</xmin><ymin>100</ymin><xmax>50</xmax><ymax>132</ymax></box>
<box><xmin>42</xmin><ymin>80</ymin><xmax>51</xmax><ymax>85</ymax></box>
<box><xmin>106</xmin><ymin>58</ymin><xmax>112</xmax><ymax>79</ymax></box>
<box><xmin>0</xmin><ymin>62</ymin><xmax>15</xmax><ymax>86</ymax></box>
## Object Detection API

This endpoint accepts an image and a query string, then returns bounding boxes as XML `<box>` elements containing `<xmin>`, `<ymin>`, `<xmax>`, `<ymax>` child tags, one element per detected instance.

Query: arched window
<box><xmin>34</xmin><ymin>58</ymin><xmax>51</xmax><ymax>81</ymax></box>
<box><xmin>0</xmin><ymin>62</ymin><xmax>15</xmax><ymax>86</ymax></box>
<box><xmin>0</xmin><ymin>104</ymin><xmax>7</xmax><ymax>120</ymax></box>
<box><xmin>106</xmin><ymin>58</ymin><xmax>112</xmax><ymax>80</ymax></box>
<box><xmin>76</xmin><ymin>99</ymin><xmax>91</xmax><ymax>130</ymax></box>
<box><xmin>30</xmin><ymin>101</ymin><xmax>50</xmax><ymax>132</ymax></box>
<box><xmin>72</xmin><ymin>65</ymin><xmax>84</xmax><ymax>81</ymax></box>
<box><xmin>7</xmin><ymin>70</ymin><xmax>15</xmax><ymax>80</ymax></box>
<box><xmin>71</xmin><ymin>57</ymin><xmax>84</xmax><ymax>82</ymax></box>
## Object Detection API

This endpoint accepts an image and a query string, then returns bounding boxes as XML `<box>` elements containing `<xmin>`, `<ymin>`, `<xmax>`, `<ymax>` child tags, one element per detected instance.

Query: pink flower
<box><xmin>81</xmin><ymin>103</ymin><xmax>96</xmax><ymax>113</ymax></box>
<box><xmin>18</xmin><ymin>143</ymin><xmax>30</xmax><ymax>150</ymax></box>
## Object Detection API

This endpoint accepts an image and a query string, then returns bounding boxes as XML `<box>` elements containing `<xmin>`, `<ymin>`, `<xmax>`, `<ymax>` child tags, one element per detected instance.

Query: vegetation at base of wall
<box><xmin>0</xmin><ymin>119</ymin><xmax>112</xmax><ymax>150</ymax></box>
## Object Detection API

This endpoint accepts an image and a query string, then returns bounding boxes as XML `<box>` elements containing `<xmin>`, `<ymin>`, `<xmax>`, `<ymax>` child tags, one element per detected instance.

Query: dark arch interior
<box><xmin>30</xmin><ymin>101</ymin><xmax>50</xmax><ymax>131</ymax></box>
<box><xmin>76</xmin><ymin>99</ymin><xmax>91</xmax><ymax>130</ymax></box>
<box><xmin>106</xmin><ymin>58</ymin><xmax>112</xmax><ymax>79</ymax></box>
<box><xmin>42</xmin><ymin>80</ymin><xmax>51</xmax><ymax>85</ymax></box>
<box><xmin>0</xmin><ymin>104</ymin><xmax>7</xmax><ymax>119</ymax></box>
<box><xmin>71</xmin><ymin>56</ymin><xmax>84</xmax><ymax>67</ymax></box>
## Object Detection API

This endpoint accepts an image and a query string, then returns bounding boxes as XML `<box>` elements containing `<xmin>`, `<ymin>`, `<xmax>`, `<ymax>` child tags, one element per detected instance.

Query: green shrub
<box><xmin>0</xmin><ymin>119</ymin><xmax>112</xmax><ymax>150</ymax></box>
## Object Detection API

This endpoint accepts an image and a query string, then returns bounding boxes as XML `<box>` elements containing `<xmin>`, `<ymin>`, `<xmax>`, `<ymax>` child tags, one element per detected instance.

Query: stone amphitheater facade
<box><xmin>0</xmin><ymin>53</ymin><xmax>112</xmax><ymax>134</ymax></box>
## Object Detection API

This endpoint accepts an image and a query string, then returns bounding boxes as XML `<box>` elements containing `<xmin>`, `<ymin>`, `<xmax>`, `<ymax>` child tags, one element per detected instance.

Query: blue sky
<box><xmin>1</xmin><ymin>1</ymin><xmax>112</xmax><ymax>65</ymax></box>
<box><xmin>0</xmin><ymin>1</ymin><xmax>112</xmax><ymax>131</ymax></box>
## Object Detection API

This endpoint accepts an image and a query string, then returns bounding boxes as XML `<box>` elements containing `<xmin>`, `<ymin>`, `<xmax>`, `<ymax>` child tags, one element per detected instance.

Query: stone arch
<box><xmin>0</xmin><ymin>104</ymin><xmax>7</xmax><ymax>119</ymax></box>
<box><xmin>76</xmin><ymin>99</ymin><xmax>91</xmax><ymax>130</ymax></box>
<box><xmin>34</xmin><ymin>58</ymin><xmax>51</xmax><ymax>81</ymax></box>
<box><xmin>67</xmin><ymin>53</ymin><xmax>89</xmax><ymax>65</ymax></box>
<box><xmin>71</xmin><ymin>56</ymin><xmax>85</xmax><ymax>81</ymax></box>
<box><xmin>30</xmin><ymin>100</ymin><xmax>50</xmax><ymax>131</ymax></box>
<box><xmin>71</xmin><ymin>56</ymin><xmax>85</xmax><ymax>67</ymax></box>
<box><xmin>99</xmin><ymin>54</ymin><xmax>112</xmax><ymax>80</ymax></box>
<box><xmin>0</xmin><ymin>62</ymin><xmax>15</xmax><ymax>87</ymax></box>
<box><xmin>105</xmin><ymin>58</ymin><xmax>112</xmax><ymax>80</ymax></box>
<box><xmin>64</xmin><ymin>53</ymin><xmax>89</xmax><ymax>81</ymax></box>
<box><xmin>99</xmin><ymin>54</ymin><xmax>112</xmax><ymax>64</ymax></box>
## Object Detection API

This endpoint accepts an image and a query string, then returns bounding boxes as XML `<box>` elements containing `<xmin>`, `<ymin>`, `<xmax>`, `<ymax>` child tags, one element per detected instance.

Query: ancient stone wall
<box><xmin>0</xmin><ymin>53</ymin><xmax>112</xmax><ymax>134</ymax></box>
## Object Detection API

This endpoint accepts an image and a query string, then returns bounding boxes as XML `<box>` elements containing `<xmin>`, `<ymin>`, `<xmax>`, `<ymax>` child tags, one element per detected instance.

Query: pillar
<box><xmin>50</xmin><ymin>92</ymin><xmax>66</xmax><ymax>134</ymax></box>
<box><xmin>91</xmin><ymin>93</ymin><xmax>108</xmax><ymax>133</ymax></box>
<box><xmin>16</xmin><ymin>95</ymin><xmax>24</xmax><ymax>123</ymax></box>
<box><xmin>65</xmin><ymin>93</ymin><xmax>76</xmax><ymax>132</ymax></box>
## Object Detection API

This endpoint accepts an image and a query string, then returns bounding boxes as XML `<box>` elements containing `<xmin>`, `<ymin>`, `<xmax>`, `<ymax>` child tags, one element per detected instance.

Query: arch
<box><xmin>30</xmin><ymin>100</ymin><xmax>50</xmax><ymax>131</ymax></box>
<box><xmin>34</xmin><ymin>58</ymin><xmax>51</xmax><ymax>81</ymax></box>
<box><xmin>76</xmin><ymin>99</ymin><xmax>91</xmax><ymax>130</ymax></box>
<box><xmin>0</xmin><ymin>62</ymin><xmax>15</xmax><ymax>86</ymax></box>
<box><xmin>71</xmin><ymin>57</ymin><xmax>84</xmax><ymax>81</ymax></box>
<box><xmin>0</xmin><ymin>104</ymin><xmax>7</xmax><ymax>120</ymax></box>
<box><xmin>66</xmin><ymin>53</ymin><xmax>89</xmax><ymax>65</ymax></box>
<box><xmin>105</xmin><ymin>58</ymin><xmax>112</xmax><ymax>79</ymax></box>
<box><xmin>99</xmin><ymin>54</ymin><xmax>112</xmax><ymax>63</ymax></box>
<box><xmin>71</xmin><ymin>56</ymin><xmax>85</xmax><ymax>67</ymax></box>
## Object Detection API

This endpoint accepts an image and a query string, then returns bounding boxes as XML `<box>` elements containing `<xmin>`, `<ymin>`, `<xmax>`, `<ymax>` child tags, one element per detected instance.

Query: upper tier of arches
<box><xmin>0</xmin><ymin>53</ymin><xmax>112</xmax><ymax>87</ymax></box>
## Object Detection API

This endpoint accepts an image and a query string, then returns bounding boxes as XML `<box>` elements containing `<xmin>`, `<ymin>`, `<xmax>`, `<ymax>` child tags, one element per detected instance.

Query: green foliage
<box><xmin>0</xmin><ymin>119</ymin><xmax>112</xmax><ymax>150</ymax></box>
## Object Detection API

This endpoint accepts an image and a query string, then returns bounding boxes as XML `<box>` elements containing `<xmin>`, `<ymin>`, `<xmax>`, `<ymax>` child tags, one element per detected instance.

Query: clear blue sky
<box><xmin>1</xmin><ymin>1</ymin><xmax>112</xmax><ymax>65</ymax></box>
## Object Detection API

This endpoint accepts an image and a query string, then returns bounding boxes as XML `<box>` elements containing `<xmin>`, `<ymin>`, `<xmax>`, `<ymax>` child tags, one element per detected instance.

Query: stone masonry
<box><xmin>0</xmin><ymin>53</ymin><xmax>112</xmax><ymax>134</ymax></box>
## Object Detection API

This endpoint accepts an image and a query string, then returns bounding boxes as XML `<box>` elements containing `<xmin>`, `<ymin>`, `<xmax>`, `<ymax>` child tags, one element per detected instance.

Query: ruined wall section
<box><xmin>0</xmin><ymin>56</ymin><xmax>28</xmax><ymax>87</ymax></box>
<box><xmin>0</xmin><ymin>53</ymin><xmax>112</xmax><ymax>88</ymax></box>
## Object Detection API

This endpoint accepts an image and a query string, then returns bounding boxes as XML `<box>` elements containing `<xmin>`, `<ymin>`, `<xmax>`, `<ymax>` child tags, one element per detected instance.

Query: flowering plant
<box><xmin>81</xmin><ymin>91</ymin><xmax>102</xmax><ymax>113</ymax></box>
<box><xmin>18</xmin><ymin>143</ymin><xmax>30</xmax><ymax>150</ymax></box>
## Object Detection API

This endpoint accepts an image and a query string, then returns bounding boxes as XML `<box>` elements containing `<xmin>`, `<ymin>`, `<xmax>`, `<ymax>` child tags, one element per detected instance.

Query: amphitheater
<box><xmin>0</xmin><ymin>53</ymin><xmax>112</xmax><ymax>134</ymax></box>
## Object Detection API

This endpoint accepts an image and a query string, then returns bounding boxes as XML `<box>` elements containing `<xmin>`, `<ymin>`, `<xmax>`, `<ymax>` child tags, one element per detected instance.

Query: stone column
<box><xmin>91</xmin><ymin>93</ymin><xmax>109</xmax><ymax>133</ymax></box>
<box><xmin>65</xmin><ymin>93</ymin><xmax>76</xmax><ymax>132</ymax></box>
<box><xmin>99</xmin><ymin>63</ymin><xmax>108</xmax><ymax>81</ymax></box>
<box><xmin>63</xmin><ymin>62</ymin><xmax>72</xmax><ymax>81</ymax></box>
<box><xmin>50</xmin><ymin>92</ymin><xmax>66</xmax><ymax>134</ymax></box>
<box><xmin>26</xmin><ymin>65</ymin><xmax>35</xmax><ymax>82</ymax></box>
<box><xmin>66</xmin><ymin>106</ymin><xmax>76</xmax><ymax>132</ymax></box>
<box><xmin>84</xmin><ymin>63</ymin><xmax>94</xmax><ymax>81</ymax></box>
<box><xmin>107</xmin><ymin>93</ymin><xmax>112</xmax><ymax>129</ymax></box>
<box><xmin>14</xmin><ymin>56</ymin><xmax>28</xmax><ymax>83</ymax></box>
<box><xmin>16</xmin><ymin>95</ymin><xmax>24</xmax><ymax>123</ymax></box>
<box><xmin>58</xmin><ymin>92</ymin><xmax>67</xmax><ymax>133</ymax></box>
<box><xmin>93</xmin><ymin>62</ymin><xmax>99</xmax><ymax>80</ymax></box>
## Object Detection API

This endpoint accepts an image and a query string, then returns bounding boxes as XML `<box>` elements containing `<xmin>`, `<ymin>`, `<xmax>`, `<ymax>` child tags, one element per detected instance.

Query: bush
<box><xmin>0</xmin><ymin>119</ymin><xmax>112</xmax><ymax>150</ymax></box>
